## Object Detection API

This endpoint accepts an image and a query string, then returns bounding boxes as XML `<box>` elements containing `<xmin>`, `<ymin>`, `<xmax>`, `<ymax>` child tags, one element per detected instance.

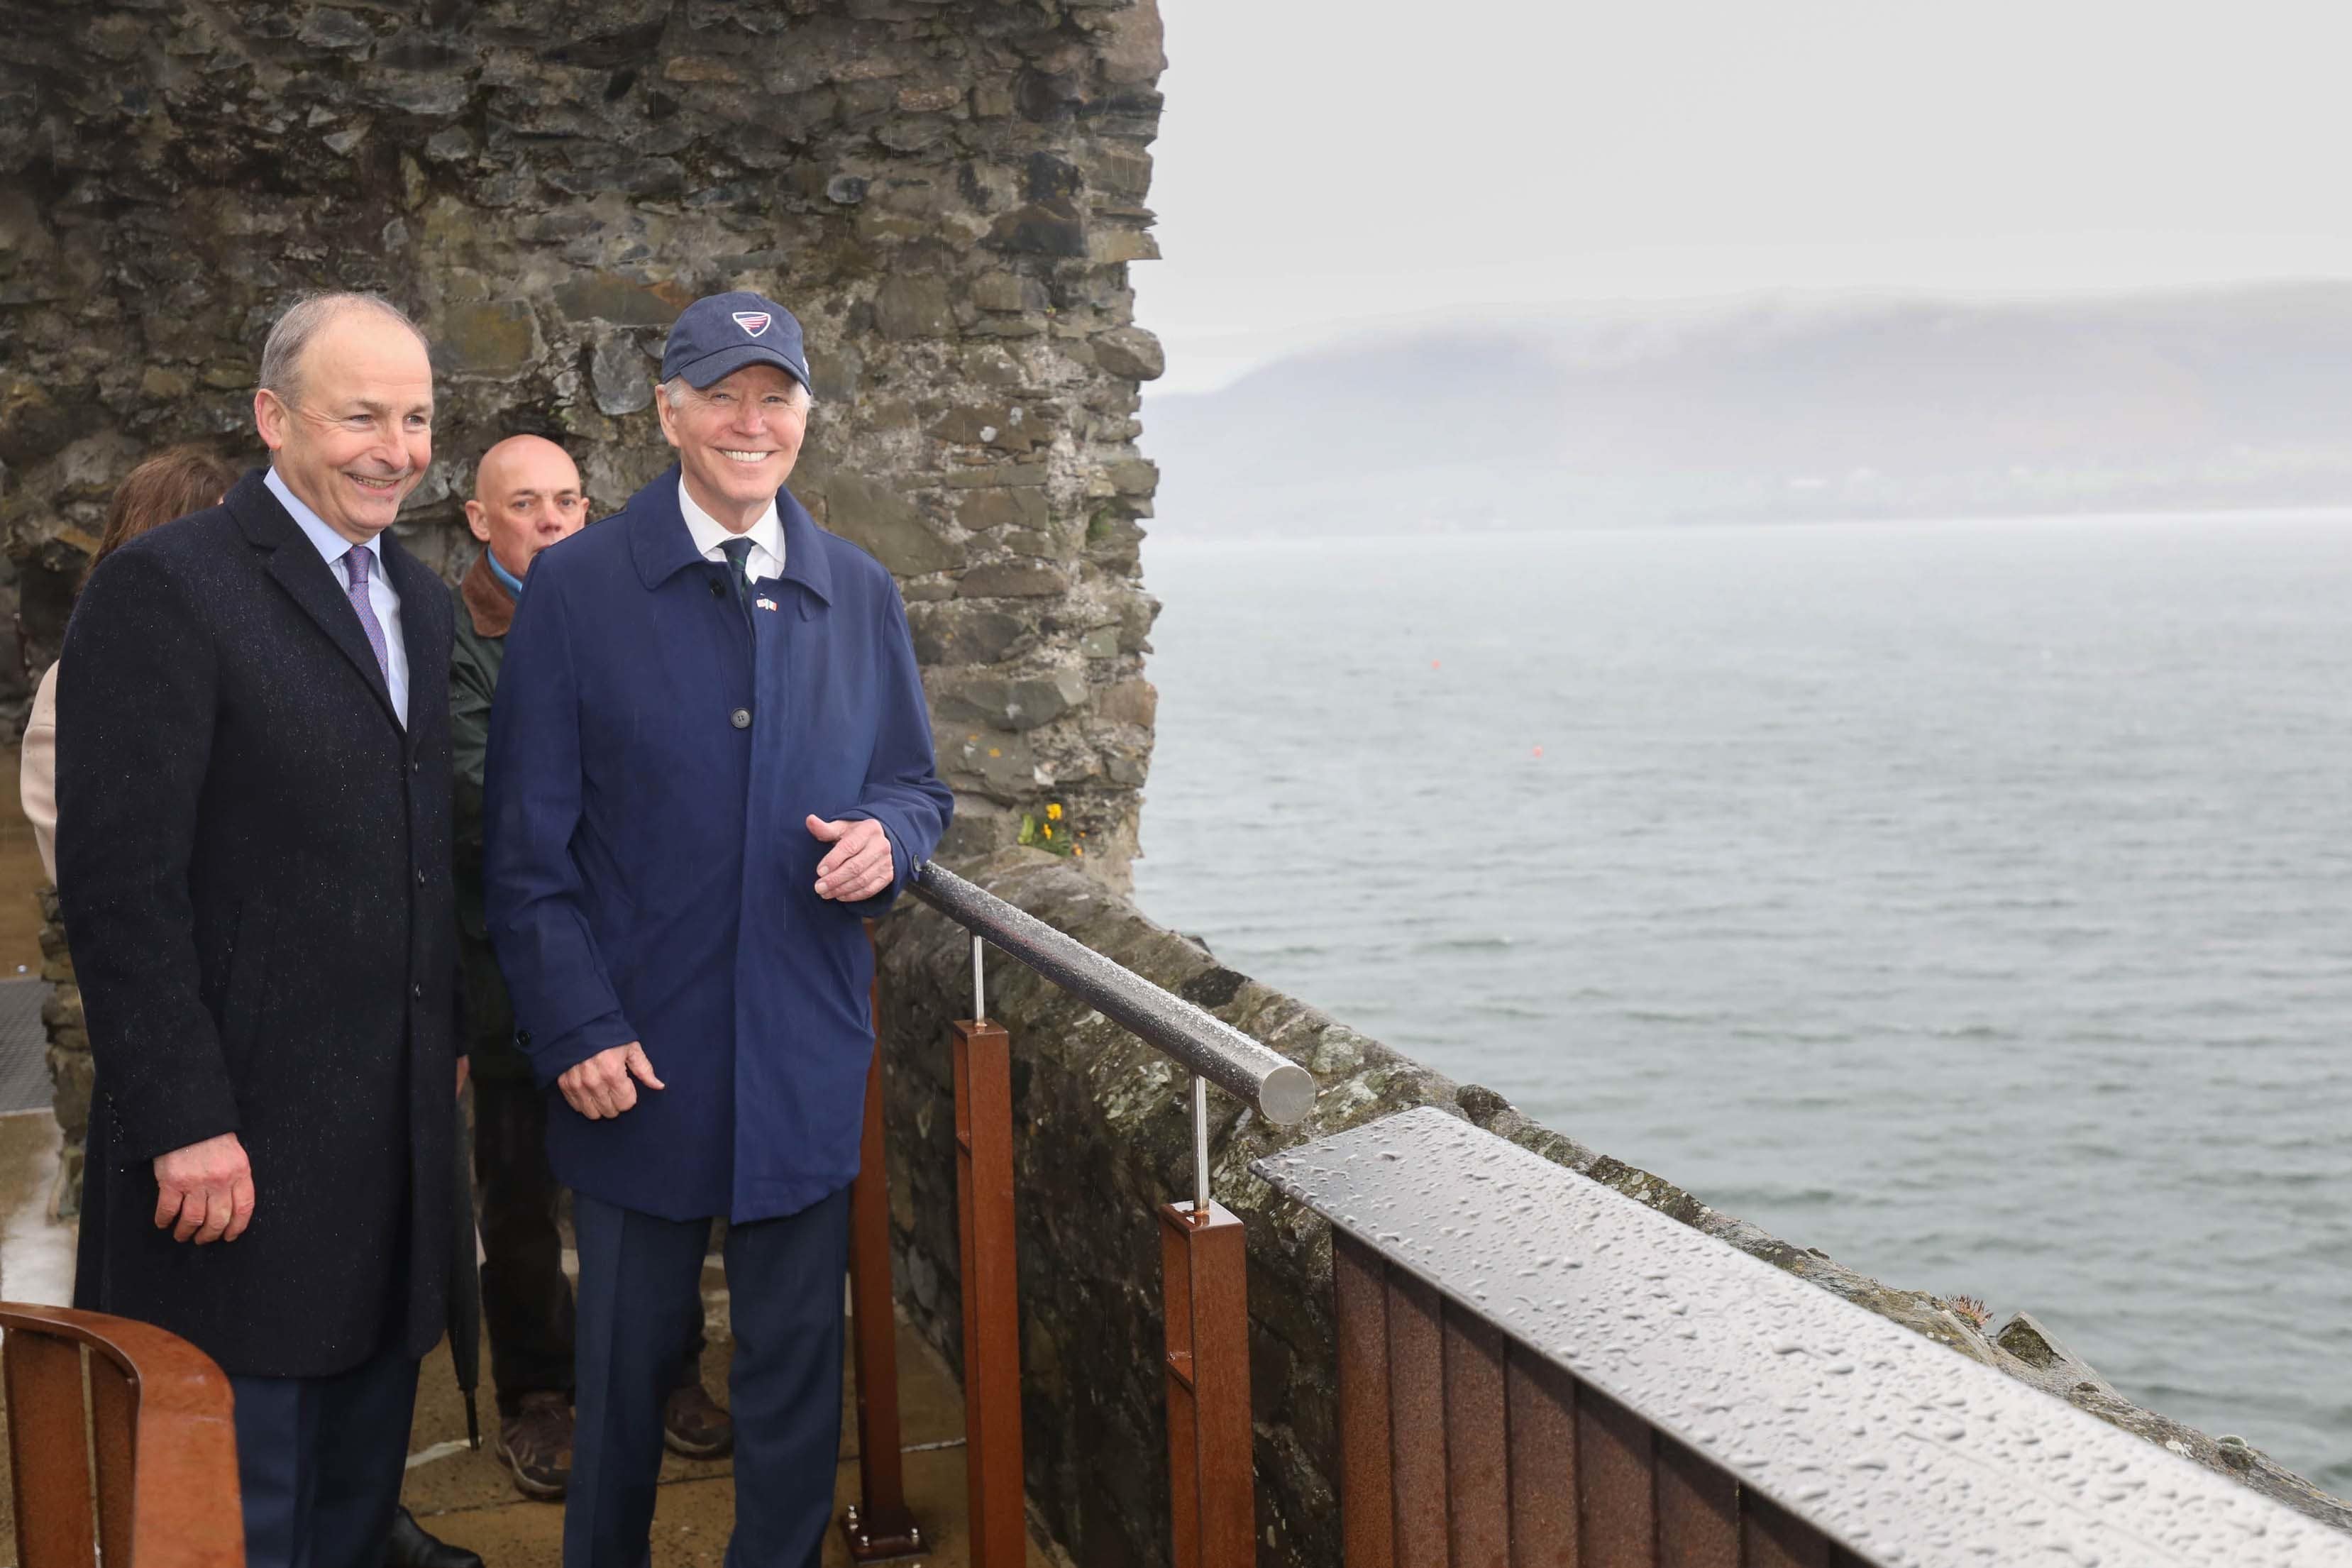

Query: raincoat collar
<box><xmin>460</xmin><ymin>548</ymin><xmax>517</xmax><ymax>639</ymax></box>
<box><xmin>626</xmin><ymin>463</ymin><xmax>833</xmax><ymax>605</ymax></box>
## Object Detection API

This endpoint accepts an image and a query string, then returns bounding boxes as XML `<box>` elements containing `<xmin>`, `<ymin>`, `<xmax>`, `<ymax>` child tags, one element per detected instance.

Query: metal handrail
<box><xmin>909</xmin><ymin>861</ymin><xmax>1316</xmax><ymax>1126</ymax></box>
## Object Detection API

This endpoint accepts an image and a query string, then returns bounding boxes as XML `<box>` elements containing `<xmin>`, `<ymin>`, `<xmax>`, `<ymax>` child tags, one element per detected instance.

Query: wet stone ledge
<box><xmin>873</xmin><ymin>849</ymin><xmax>2349</xmax><ymax>1568</ymax></box>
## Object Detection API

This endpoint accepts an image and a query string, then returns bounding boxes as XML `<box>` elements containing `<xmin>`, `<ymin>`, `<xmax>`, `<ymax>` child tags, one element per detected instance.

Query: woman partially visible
<box><xmin>22</xmin><ymin>445</ymin><xmax>239</xmax><ymax>881</ymax></box>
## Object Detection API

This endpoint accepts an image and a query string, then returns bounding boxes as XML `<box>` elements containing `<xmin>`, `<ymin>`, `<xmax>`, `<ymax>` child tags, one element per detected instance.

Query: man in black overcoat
<box><xmin>57</xmin><ymin>292</ymin><xmax>460</xmax><ymax>1568</ymax></box>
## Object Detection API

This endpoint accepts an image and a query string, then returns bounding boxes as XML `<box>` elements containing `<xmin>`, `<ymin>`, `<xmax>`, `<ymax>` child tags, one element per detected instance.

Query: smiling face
<box><xmin>253</xmin><ymin>309</ymin><xmax>434</xmax><ymax>544</ymax></box>
<box><xmin>655</xmin><ymin>362</ymin><xmax>809</xmax><ymax>531</ymax></box>
<box><xmin>465</xmin><ymin>434</ymin><xmax>587</xmax><ymax>579</ymax></box>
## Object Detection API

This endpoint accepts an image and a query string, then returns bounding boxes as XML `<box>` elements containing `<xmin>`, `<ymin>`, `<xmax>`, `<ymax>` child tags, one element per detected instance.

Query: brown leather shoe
<box><xmin>663</xmin><ymin>1379</ymin><xmax>734</xmax><ymax>1459</ymax></box>
<box><xmin>495</xmin><ymin>1391</ymin><xmax>573</xmax><ymax>1501</ymax></box>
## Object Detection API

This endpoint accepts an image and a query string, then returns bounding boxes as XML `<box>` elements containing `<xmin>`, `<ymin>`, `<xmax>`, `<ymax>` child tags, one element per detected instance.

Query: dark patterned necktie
<box><xmin>719</xmin><ymin>537</ymin><xmax>756</xmax><ymax>637</ymax></box>
<box><xmin>341</xmin><ymin>546</ymin><xmax>390</xmax><ymax>683</ymax></box>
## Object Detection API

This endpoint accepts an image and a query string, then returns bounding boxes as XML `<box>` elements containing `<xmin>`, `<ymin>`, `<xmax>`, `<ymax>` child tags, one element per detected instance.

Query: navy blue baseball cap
<box><xmin>661</xmin><ymin>290</ymin><xmax>811</xmax><ymax>392</ymax></box>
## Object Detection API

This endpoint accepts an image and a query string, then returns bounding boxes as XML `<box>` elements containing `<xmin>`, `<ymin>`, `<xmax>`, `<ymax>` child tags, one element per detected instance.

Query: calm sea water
<box><xmin>1134</xmin><ymin>513</ymin><xmax>2352</xmax><ymax>1488</ymax></box>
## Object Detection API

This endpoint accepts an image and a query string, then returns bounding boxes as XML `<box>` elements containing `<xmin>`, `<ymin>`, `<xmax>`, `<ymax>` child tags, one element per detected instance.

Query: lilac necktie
<box><xmin>341</xmin><ymin>547</ymin><xmax>391</xmax><ymax>683</ymax></box>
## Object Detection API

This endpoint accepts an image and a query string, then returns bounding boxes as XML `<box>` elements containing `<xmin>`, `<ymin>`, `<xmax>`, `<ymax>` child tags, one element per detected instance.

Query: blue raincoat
<box><xmin>483</xmin><ymin>465</ymin><xmax>951</xmax><ymax>1222</ymax></box>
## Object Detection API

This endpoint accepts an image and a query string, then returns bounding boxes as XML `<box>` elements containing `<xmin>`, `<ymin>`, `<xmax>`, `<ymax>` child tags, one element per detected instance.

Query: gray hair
<box><xmin>661</xmin><ymin>374</ymin><xmax>814</xmax><ymax>413</ymax></box>
<box><xmin>258</xmin><ymin>292</ymin><xmax>431</xmax><ymax>406</ymax></box>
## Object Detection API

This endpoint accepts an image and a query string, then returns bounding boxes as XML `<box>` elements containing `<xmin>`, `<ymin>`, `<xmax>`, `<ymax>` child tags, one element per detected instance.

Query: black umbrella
<box><xmin>450</xmin><ymin>1089</ymin><xmax>482</xmax><ymax>1450</ymax></box>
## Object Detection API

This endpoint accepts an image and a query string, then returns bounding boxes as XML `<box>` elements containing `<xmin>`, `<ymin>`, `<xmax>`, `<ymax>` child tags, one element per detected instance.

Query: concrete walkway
<box><xmin>403</xmin><ymin>1288</ymin><xmax>1022</xmax><ymax>1568</ymax></box>
<box><xmin>404</xmin><ymin>1307</ymin><xmax>1011</xmax><ymax>1561</ymax></box>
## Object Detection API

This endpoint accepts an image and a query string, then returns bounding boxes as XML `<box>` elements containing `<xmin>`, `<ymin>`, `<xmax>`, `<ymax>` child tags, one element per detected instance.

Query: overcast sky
<box><xmin>1136</xmin><ymin>1</ymin><xmax>2352</xmax><ymax>392</ymax></box>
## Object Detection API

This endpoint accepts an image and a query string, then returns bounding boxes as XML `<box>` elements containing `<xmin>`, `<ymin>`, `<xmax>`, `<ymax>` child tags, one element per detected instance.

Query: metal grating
<box><xmin>1256</xmin><ymin>1105</ymin><xmax>2352</xmax><ymax>1568</ymax></box>
<box><xmin>0</xmin><ymin>977</ymin><xmax>54</xmax><ymax>1114</ymax></box>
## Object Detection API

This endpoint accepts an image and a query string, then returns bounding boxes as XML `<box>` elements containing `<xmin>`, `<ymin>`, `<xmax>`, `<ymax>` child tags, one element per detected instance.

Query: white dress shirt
<box><xmin>678</xmin><ymin>476</ymin><xmax>785</xmax><ymax>584</ymax></box>
<box><xmin>266</xmin><ymin>467</ymin><xmax>409</xmax><ymax>727</ymax></box>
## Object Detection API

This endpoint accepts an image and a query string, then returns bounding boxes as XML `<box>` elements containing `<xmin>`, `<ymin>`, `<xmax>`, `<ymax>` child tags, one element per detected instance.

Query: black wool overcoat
<box><xmin>57</xmin><ymin>468</ymin><xmax>459</xmax><ymax>1379</ymax></box>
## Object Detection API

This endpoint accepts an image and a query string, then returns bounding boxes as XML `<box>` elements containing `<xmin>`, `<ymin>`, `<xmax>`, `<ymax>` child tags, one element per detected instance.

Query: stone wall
<box><xmin>1</xmin><ymin>0</ymin><xmax>1169</xmax><ymax>1183</ymax></box>
<box><xmin>873</xmin><ymin>850</ymin><xmax>2351</xmax><ymax>1568</ymax></box>
<box><xmin>36</xmin><ymin>888</ymin><xmax>86</xmax><ymax>1218</ymax></box>
<box><xmin>0</xmin><ymin>0</ymin><xmax>1166</xmax><ymax>881</ymax></box>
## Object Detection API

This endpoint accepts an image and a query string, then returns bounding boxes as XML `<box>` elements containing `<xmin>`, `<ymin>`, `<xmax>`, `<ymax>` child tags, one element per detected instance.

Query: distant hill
<box><xmin>1139</xmin><ymin>285</ymin><xmax>2352</xmax><ymax>536</ymax></box>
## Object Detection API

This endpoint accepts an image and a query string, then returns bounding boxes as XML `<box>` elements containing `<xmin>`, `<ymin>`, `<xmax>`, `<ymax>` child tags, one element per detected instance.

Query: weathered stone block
<box><xmin>952</xmin><ymin>484</ymin><xmax>1051</xmax><ymax>533</ymax></box>
<box><xmin>932</xmin><ymin>403</ymin><xmax>1048</xmax><ymax>454</ymax></box>
<box><xmin>940</xmin><ymin>462</ymin><xmax>1049</xmax><ymax>490</ymax></box>
<box><xmin>1091</xmin><ymin>325</ymin><xmax>1164</xmax><ymax>382</ymax></box>
<box><xmin>1117</xmin><ymin>590</ymin><xmax>1160</xmax><ymax>653</ymax></box>
<box><xmin>1002</xmin><ymin>528</ymin><xmax>1064</xmax><ymax>560</ymax></box>
<box><xmin>0</xmin><ymin>377</ymin><xmax>74</xmax><ymax>466</ymax></box>
<box><xmin>1086</xmin><ymin>146</ymin><xmax>1154</xmax><ymax>204</ymax></box>
<box><xmin>1092</xmin><ymin>678</ymin><xmax>1155</xmax><ymax>729</ymax></box>
<box><xmin>962</xmin><ymin>314</ymin><xmax>1047</xmax><ymax>340</ymax></box>
<box><xmin>1104</xmin><ymin>458</ymin><xmax>1158</xmax><ymax>497</ymax></box>
<box><xmin>298</xmin><ymin>9</ymin><xmax>377</xmax><ymax>53</ymax></box>
<box><xmin>440</xmin><ymin>299</ymin><xmax>543</xmax><ymax>377</ymax></box>
<box><xmin>47</xmin><ymin>1042</ymin><xmax>92</xmax><ymax>1139</ymax></box>
<box><xmin>590</xmin><ymin>333</ymin><xmax>655</xmax><ymax>416</ymax></box>
<box><xmin>930</xmin><ymin>668</ymin><xmax>1087</xmax><ymax>731</ymax></box>
<box><xmin>956</xmin><ymin>560</ymin><xmax>1068</xmax><ymax>599</ymax></box>
<box><xmin>906</xmin><ymin>600</ymin><xmax>1032</xmax><ymax>666</ymax></box>
<box><xmin>970</xmin><ymin>272</ymin><xmax>1050</xmax><ymax>314</ymax></box>
<box><xmin>1094</xmin><ymin>2</ymin><xmax>1167</xmax><ymax>84</ymax></box>
<box><xmin>1090</xmin><ymin>223</ymin><xmax>1159</xmax><ymax>263</ymax></box>
<box><xmin>139</xmin><ymin>366</ymin><xmax>192</xmax><ymax>399</ymax></box>
<box><xmin>873</xmin><ymin>275</ymin><xmax>956</xmax><ymax>339</ymax></box>
<box><xmin>932</xmin><ymin>727</ymin><xmax>1040</xmax><ymax>799</ymax></box>
<box><xmin>1086</xmin><ymin>509</ymin><xmax>1145</xmax><ymax>572</ymax></box>
<box><xmin>986</xmin><ymin>204</ymin><xmax>1087</xmax><ymax>258</ymax></box>
<box><xmin>819</xmin><ymin>473</ymin><xmax>962</xmax><ymax>576</ymax></box>
<box><xmin>553</xmin><ymin>272</ymin><xmax>687</xmax><ymax>328</ymax></box>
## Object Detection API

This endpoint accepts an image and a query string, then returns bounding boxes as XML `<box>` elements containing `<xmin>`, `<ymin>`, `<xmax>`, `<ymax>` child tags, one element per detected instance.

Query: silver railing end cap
<box><xmin>1259</xmin><ymin>1063</ymin><xmax>1316</xmax><ymax>1125</ymax></box>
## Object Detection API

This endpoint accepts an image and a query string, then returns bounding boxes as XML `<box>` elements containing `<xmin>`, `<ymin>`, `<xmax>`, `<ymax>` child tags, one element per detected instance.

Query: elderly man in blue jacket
<box><xmin>485</xmin><ymin>289</ymin><xmax>951</xmax><ymax>1568</ymax></box>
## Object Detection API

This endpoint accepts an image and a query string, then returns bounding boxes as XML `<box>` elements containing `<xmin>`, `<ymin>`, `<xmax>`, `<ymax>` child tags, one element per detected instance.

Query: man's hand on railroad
<box><xmin>558</xmin><ymin>1042</ymin><xmax>664</xmax><ymax>1120</ymax></box>
<box><xmin>153</xmin><ymin>1132</ymin><xmax>255</xmax><ymax>1244</ymax></box>
<box><xmin>807</xmin><ymin>815</ymin><xmax>893</xmax><ymax>902</ymax></box>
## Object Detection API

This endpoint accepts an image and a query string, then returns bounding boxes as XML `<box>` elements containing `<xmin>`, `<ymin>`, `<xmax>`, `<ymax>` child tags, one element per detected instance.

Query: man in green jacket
<box><xmin>453</xmin><ymin>435</ymin><xmax>734</xmax><ymax>1500</ymax></box>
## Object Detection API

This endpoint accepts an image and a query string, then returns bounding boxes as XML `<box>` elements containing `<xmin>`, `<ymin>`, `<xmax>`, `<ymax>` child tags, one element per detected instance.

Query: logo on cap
<box><xmin>731</xmin><ymin>311</ymin><xmax>772</xmax><ymax>337</ymax></box>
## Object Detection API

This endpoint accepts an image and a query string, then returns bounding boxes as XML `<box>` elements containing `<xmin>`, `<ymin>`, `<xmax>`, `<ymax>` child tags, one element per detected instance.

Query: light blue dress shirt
<box><xmin>265</xmin><ymin>467</ymin><xmax>409</xmax><ymax>727</ymax></box>
<box><xmin>485</xmin><ymin>548</ymin><xmax>526</xmax><ymax>600</ymax></box>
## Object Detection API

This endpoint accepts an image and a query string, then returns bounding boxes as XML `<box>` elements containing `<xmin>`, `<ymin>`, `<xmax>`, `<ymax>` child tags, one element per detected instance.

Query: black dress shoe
<box><xmin>385</xmin><ymin>1506</ymin><xmax>485</xmax><ymax>1568</ymax></box>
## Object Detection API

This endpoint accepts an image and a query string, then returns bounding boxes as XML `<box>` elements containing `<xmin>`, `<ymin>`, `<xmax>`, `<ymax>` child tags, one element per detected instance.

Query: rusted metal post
<box><xmin>1160</xmin><ymin>1196</ymin><xmax>1254</xmax><ymax>1568</ymax></box>
<box><xmin>954</xmin><ymin>1006</ymin><xmax>1025</xmax><ymax>1568</ymax></box>
<box><xmin>841</xmin><ymin>938</ymin><xmax>924</xmax><ymax>1562</ymax></box>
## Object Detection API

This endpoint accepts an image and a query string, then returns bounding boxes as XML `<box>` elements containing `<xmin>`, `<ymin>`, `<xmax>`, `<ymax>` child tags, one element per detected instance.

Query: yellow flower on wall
<box><xmin>1018</xmin><ymin>800</ymin><xmax>1077</xmax><ymax>858</ymax></box>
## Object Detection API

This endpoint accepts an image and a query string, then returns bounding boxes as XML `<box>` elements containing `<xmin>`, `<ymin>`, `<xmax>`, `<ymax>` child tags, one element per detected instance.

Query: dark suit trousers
<box><xmin>566</xmin><ymin>1187</ymin><xmax>851</xmax><ymax>1568</ymax></box>
<box><xmin>473</xmin><ymin>1078</ymin><xmax>708</xmax><ymax>1414</ymax></box>
<box><xmin>230</xmin><ymin>1347</ymin><xmax>420</xmax><ymax>1568</ymax></box>
<box><xmin>474</xmin><ymin>1075</ymin><xmax>575</xmax><ymax>1413</ymax></box>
